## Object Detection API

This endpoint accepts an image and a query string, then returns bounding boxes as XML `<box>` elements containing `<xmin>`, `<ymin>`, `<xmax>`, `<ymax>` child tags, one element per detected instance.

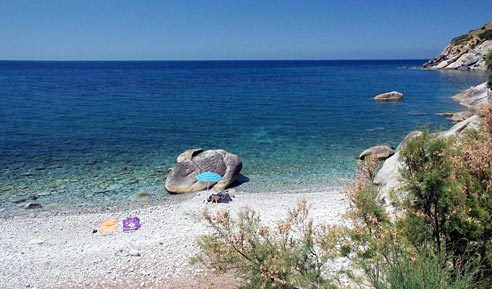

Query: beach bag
<box><xmin>123</xmin><ymin>216</ymin><xmax>141</xmax><ymax>232</ymax></box>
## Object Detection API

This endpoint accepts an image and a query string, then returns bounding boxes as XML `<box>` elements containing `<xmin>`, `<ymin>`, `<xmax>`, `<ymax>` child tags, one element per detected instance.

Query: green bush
<box><xmin>400</xmin><ymin>132</ymin><xmax>459</xmax><ymax>253</ymax></box>
<box><xmin>451</xmin><ymin>34</ymin><xmax>472</xmax><ymax>45</ymax></box>
<box><xmin>486</xmin><ymin>52</ymin><xmax>492</xmax><ymax>70</ymax></box>
<box><xmin>478</xmin><ymin>29</ymin><xmax>492</xmax><ymax>41</ymax></box>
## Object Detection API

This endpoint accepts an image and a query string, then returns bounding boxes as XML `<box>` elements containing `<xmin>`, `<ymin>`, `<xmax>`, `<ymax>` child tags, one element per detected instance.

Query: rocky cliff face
<box><xmin>423</xmin><ymin>23</ymin><xmax>492</xmax><ymax>70</ymax></box>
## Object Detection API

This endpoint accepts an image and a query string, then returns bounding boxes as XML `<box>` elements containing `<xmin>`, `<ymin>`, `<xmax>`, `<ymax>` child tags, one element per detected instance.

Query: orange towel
<box><xmin>99</xmin><ymin>218</ymin><xmax>117</xmax><ymax>234</ymax></box>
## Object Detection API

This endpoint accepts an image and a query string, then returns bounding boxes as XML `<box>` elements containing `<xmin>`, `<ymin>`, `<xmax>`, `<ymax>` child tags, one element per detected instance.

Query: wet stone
<box><xmin>93</xmin><ymin>189</ymin><xmax>109</xmax><ymax>194</ymax></box>
<box><xmin>23</xmin><ymin>202</ymin><xmax>42</xmax><ymax>209</ymax></box>
<box><xmin>20</xmin><ymin>172</ymin><xmax>35</xmax><ymax>177</ymax></box>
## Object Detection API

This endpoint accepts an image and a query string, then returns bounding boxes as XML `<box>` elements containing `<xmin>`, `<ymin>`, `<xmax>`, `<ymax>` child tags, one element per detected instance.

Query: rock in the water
<box><xmin>129</xmin><ymin>249</ymin><xmax>140</xmax><ymax>256</ymax></box>
<box><xmin>373</xmin><ymin>91</ymin><xmax>403</xmax><ymax>102</ymax></box>
<box><xmin>438</xmin><ymin>111</ymin><xmax>475</xmax><ymax>122</ymax></box>
<box><xmin>23</xmin><ymin>202</ymin><xmax>42</xmax><ymax>209</ymax></box>
<box><xmin>165</xmin><ymin>149</ymin><xmax>242</xmax><ymax>194</ymax></box>
<box><xmin>450</xmin><ymin>111</ymin><xmax>474</xmax><ymax>122</ymax></box>
<box><xmin>437</xmin><ymin>112</ymin><xmax>455</xmax><ymax>117</ymax></box>
<box><xmin>359</xmin><ymin>145</ymin><xmax>395</xmax><ymax>161</ymax></box>
<box><xmin>133</xmin><ymin>192</ymin><xmax>150</xmax><ymax>200</ymax></box>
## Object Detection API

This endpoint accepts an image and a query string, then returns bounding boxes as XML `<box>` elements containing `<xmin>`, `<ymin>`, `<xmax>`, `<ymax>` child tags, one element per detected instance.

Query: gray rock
<box><xmin>374</xmin><ymin>131</ymin><xmax>422</xmax><ymax>217</ymax></box>
<box><xmin>165</xmin><ymin>149</ymin><xmax>242</xmax><ymax>194</ymax></box>
<box><xmin>359</xmin><ymin>145</ymin><xmax>395</xmax><ymax>161</ymax></box>
<box><xmin>450</xmin><ymin>111</ymin><xmax>474</xmax><ymax>122</ymax></box>
<box><xmin>375</xmin><ymin>110</ymin><xmax>482</xmax><ymax>218</ymax></box>
<box><xmin>23</xmin><ymin>202</ymin><xmax>42</xmax><ymax>209</ymax></box>
<box><xmin>437</xmin><ymin>112</ymin><xmax>454</xmax><ymax>117</ymax></box>
<box><xmin>129</xmin><ymin>249</ymin><xmax>140</xmax><ymax>257</ymax></box>
<box><xmin>373</xmin><ymin>91</ymin><xmax>404</xmax><ymax>102</ymax></box>
<box><xmin>438</xmin><ymin>111</ymin><xmax>475</xmax><ymax>122</ymax></box>
<box><xmin>452</xmin><ymin>82</ymin><xmax>490</xmax><ymax>109</ymax></box>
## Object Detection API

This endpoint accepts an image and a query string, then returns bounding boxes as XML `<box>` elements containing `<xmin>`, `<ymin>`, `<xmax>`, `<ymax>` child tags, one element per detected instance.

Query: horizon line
<box><xmin>0</xmin><ymin>58</ymin><xmax>430</xmax><ymax>62</ymax></box>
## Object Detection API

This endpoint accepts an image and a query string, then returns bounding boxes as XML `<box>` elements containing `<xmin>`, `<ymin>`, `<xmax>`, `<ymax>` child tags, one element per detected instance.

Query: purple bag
<box><xmin>122</xmin><ymin>216</ymin><xmax>141</xmax><ymax>232</ymax></box>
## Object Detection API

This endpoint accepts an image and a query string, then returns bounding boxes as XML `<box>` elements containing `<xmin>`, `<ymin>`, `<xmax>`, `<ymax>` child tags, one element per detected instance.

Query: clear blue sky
<box><xmin>0</xmin><ymin>0</ymin><xmax>490</xmax><ymax>60</ymax></box>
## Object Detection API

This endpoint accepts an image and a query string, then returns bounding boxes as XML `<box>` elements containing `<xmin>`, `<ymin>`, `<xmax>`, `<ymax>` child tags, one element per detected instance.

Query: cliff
<box><xmin>423</xmin><ymin>23</ymin><xmax>492</xmax><ymax>70</ymax></box>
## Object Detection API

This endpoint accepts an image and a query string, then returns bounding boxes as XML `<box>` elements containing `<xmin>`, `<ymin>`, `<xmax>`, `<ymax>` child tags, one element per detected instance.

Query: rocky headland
<box><xmin>376</xmin><ymin>24</ymin><xmax>492</xmax><ymax>215</ymax></box>
<box><xmin>423</xmin><ymin>23</ymin><xmax>492</xmax><ymax>70</ymax></box>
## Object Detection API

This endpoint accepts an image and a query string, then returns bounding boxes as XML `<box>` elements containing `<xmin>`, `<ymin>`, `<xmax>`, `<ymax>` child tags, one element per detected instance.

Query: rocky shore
<box><xmin>423</xmin><ymin>23</ymin><xmax>492</xmax><ymax>70</ymax></box>
<box><xmin>375</xmin><ymin>81</ymin><xmax>487</xmax><ymax>215</ymax></box>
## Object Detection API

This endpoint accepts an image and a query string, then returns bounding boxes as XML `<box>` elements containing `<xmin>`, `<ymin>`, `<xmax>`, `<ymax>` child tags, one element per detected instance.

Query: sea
<box><xmin>0</xmin><ymin>60</ymin><xmax>487</xmax><ymax>215</ymax></box>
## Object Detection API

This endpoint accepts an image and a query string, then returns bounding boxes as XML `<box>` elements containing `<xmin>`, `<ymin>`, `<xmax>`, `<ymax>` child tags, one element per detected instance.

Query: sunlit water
<box><xmin>0</xmin><ymin>60</ymin><xmax>486</xmax><ymax>214</ymax></box>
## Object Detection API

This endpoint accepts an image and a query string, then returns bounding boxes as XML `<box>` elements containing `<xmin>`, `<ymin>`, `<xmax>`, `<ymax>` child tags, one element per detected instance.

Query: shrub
<box><xmin>194</xmin><ymin>109</ymin><xmax>492</xmax><ymax>287</ymax></box>
<box><xmin>486</xmin><ymin>52</ymin><xmax>492</xmax><ymax>71</ymax></box>
<box><xmin>193</xmin><ymin>200</ymin><xmax>341</xmax><ymax>289</ymax></box>
<box><xmin>399</xmin><ymin>132</ymin><xmax>460</xmax><ymax>254</ymax></box>
<box><xmin>344</xmin><ymin>157</ymin><xmax>479</xmax><ymax>288</ymax></box>
<box><xmin>478</xmin><ymin>29</ymin><xmax>492</xmax><ymax>41</ymax></box>
<box><xmin>451</xmin><ymin>34</ymin><xmax>472</xmax><ymax>45</ymax></box>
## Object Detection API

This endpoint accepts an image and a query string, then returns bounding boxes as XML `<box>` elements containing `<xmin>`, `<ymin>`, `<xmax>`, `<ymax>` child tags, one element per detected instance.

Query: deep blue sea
<box><xmin>0</xmin><ymin>60</ymin><xmax>487</xmax><ymax>214</ymax></box>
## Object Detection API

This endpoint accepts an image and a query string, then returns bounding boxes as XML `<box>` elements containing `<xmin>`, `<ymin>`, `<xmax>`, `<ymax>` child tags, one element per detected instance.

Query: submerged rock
<box><xmin>450</xmin><ymin>111</ymin><xmax>475</xmax><ymax>122</ymax></box>
<box><xmin>373</xmin><ymin>91</ymin><xmax>403</xmax><ymax>102</ymax></box>
<box><xmin>133</xmin><ymin>192</ymin><xmax>150</xmax><ymax>200</ymax></box>
<box><xmin>23</xmin><ymin>202</ymin><xmax>42</xmax><ymax>209</ymax></box>
<box><xmin>165</xmin><ymin>149</ymin><xmax>242</xmax><ymax>194</ymax></box>
<box><xmin>359</xmin><ymin>145</ymin><xmax>395</xmax><ymax>161</ymax></box>
<box><xmin>438</xmin><ymin>111</ymin><xmax>475</xmax><ymax>122</ymax></box>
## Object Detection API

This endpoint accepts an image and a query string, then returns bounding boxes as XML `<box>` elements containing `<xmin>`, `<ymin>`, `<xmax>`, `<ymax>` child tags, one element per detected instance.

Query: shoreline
<box><xmin>0</xmin><ymin>189</ymin><xmax>348</xmax><ymax>289</ymax></box>
<box><xmin>1</xmin><ymin>80</ymin><xmax>488</xmax><ymax>288</ymax></box>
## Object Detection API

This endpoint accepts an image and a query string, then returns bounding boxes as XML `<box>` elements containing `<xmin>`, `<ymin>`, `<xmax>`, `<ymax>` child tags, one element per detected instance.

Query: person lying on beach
<box><xmin>206</xmin><ymin>191</ymin><xmax>231</xmax><ymax>204</ymax></box>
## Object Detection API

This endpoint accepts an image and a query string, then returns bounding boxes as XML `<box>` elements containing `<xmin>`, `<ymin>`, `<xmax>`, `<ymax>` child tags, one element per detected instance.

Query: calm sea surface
<box><xmin>0</xmin><ymin>60</ymin><xmax>487</xmax><ymax>214</ymax></box>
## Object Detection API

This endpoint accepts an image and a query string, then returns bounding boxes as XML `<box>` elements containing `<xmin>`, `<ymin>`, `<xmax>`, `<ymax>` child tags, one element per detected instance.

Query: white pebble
<box><xmin>28</xmin><ymin>238</ymin><xmax>44</xmax><ymax>245</ymax></box>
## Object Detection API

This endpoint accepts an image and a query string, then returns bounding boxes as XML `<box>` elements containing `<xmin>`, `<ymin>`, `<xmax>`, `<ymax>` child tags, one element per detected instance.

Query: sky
<box><xmin>0</xmin><ymin>0</ymin><xmax>491</xmax><ymax>60</ymax></box>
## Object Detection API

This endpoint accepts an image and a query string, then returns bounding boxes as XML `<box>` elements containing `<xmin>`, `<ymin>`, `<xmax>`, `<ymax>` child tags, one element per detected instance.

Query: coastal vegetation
<box><xmin>195</xmin><ymin>105</ymin><xmax>492</xmax><ymax>288</ymax></box>
<box><xmin>479</xmin><ymin>29</ymin><xmax>492</xmax><ymax>41</ymax></box>
<box><xmin>487</xmin><ymin>52</ymin><xmax>492</xmax><ymax>89</ymax></box>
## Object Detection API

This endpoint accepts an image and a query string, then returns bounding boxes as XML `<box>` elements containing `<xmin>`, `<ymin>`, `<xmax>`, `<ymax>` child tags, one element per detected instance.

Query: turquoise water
<box><xmin>0</xmin><ymin>60</ymin><xmax>487</xmax><ymax>214</ymax></box>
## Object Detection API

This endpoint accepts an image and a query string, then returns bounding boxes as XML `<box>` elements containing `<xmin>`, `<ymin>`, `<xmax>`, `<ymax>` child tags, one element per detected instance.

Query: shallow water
<box><xmin>0</xmin><ymin>60</ymin><xmax>487</xmax><ymax>214</ymax></box>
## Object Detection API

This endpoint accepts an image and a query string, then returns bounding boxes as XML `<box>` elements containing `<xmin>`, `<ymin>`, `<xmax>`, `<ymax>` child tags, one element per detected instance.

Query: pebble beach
<box><xmin>0</xmin><ymin>189</ymin><xmax>348</xmax><ymax>289</ymax></box>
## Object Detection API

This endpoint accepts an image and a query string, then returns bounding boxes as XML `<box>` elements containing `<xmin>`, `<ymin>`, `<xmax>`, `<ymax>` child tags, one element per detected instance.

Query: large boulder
<box><xmin>374</xmin><ymin>131</ymin><xmax>422</xmax><ymax>218</ymax></box>
<box><xmin>373</xmin><ymin>91</ymin><xmax>404</xmax><ymax>102</ymax></box>
<box><xmin>451</xmin><ymin>82</ymin><xmax>490</xmax><ymax>109</ymax></box>
<box><xmin>165</xmin><ymin>149</ymin><xmax>242</xmax><ymax>194</ymax></box>
<box><xmin>359</xmin><ymin>145</ymin><xmax>395</xmax><ymax>161</ymax></box>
